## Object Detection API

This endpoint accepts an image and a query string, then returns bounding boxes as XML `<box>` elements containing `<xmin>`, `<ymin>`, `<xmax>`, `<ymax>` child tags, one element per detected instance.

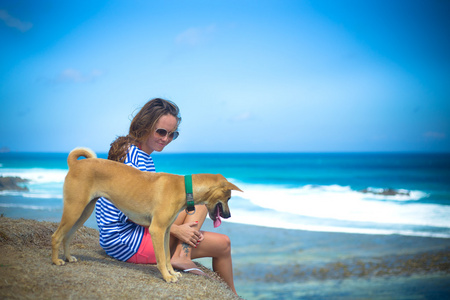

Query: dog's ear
<box><xmin>224</xmin><ymin>181</ymin><xmax>243</xmax><ymax>192</ymax></box>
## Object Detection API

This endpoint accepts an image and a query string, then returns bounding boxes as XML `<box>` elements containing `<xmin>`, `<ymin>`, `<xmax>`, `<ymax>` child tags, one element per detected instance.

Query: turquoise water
<box><xmin>1</xmin><ymin>152</ymin><xmax>450</xmax><ymax>237</ymax></box>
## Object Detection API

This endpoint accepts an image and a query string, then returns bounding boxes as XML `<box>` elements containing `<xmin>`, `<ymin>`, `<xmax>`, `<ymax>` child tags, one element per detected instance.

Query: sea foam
<box><xmin>230</xmin><ymin>181</ymin><xmax>449</xmax><ymax>233</ymax></box>
<box><xmin>0</xmin><ymin>168</ymin><xmax>67</xmax><ymax>184</ymax></box>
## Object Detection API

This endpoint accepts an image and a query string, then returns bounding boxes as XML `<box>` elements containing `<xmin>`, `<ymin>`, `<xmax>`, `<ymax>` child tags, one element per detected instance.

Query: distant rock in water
<box><xmin>359</xmin><ymin>188</ymin><xmax>410</xmax><ymax>196</ymax></box>
<box><xmin>0</xmin><ymin>176</ymin><xmax>29</xmax><ymax>191</ymax></box>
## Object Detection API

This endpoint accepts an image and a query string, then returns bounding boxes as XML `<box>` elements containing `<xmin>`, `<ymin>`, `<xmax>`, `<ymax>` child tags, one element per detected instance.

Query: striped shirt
<box><xmin>95</xmin><ymin>144</ymin><xmax>155</xmax><ymax>261</ymax></box>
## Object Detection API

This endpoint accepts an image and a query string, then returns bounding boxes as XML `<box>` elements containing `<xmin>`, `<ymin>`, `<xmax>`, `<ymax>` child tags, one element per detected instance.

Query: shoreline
<box><xmin>209</xmin><ymin>219</ymin><xmax>450</xmax><ymax>299</ymax></box>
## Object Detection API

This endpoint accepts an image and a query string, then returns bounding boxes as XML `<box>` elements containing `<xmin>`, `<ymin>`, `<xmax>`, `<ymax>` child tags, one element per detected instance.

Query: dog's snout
<box><xmin>218</xmin><ymin>203</ymin><xmax>231</xmax><ymax>219</ymax></box>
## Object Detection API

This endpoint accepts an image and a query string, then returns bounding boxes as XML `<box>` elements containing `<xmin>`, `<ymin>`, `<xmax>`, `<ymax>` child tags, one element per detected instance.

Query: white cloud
<box><xmin>175</xmin><ymin>24</ymin><xmax>216</xmax><ymax>46</ymax></box>
<box><xmin>54</xmin><ymin>69</ymin><xmax>104</xmax><ymax>83</ymax></box>
<box><xmin>231</xmin><ymin>112</ymin><xmax>252</xmax><ymax>122</ymax></box>
<box><xmin>0</xmin><ymin>10</ymin><xmax>32</xmax><ymax>32</ymax></box>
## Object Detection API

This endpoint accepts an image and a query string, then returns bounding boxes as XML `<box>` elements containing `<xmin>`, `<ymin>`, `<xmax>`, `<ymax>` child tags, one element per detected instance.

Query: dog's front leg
<box><xmin>149</xmin><ymin>223</ymin><xmax>179</xmax><ymax>283</ymax></box>
<box><xmin>165</xmin><ymin>226</ymin><xmax>181</xmax><ymax>278</ymax></box>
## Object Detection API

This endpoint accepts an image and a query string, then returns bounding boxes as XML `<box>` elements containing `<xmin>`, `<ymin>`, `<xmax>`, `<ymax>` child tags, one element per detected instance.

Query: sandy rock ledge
<box><xmin>0</xmin><ymin>216</ymin><xmax>240</xmax><ymax>300</ymax></box>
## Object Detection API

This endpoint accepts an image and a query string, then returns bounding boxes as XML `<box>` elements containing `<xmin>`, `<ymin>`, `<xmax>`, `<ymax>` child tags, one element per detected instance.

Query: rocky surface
<box><xmin>0</xmin><ymin>217</ymin><xmax>240</xmax><ymax>300</ymax></box>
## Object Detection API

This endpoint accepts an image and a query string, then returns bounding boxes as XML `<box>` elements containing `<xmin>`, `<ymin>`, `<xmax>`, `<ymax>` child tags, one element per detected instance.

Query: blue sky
<box><xmin>1</xmin><ymin>0</ymin><xmax>449</xmax><ymax>153</ymax></box>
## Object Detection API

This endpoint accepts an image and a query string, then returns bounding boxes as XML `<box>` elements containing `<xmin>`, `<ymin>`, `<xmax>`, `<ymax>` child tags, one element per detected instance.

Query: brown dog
<box><xmin>51</xmin><ymin>147</ymin><xmax>242</xmax><ymax>283</ymax></box>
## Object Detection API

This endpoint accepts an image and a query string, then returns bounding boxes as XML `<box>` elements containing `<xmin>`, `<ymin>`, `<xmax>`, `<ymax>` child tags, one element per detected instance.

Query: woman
<box><xmin>95</xmin><ymin>98</ymin><xmax>236</xmax><ymax>294</ymax></box>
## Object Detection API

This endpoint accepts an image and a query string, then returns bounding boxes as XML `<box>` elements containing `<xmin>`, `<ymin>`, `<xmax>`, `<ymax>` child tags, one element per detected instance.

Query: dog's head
<box><xmin>202</xmin><ymin>175</ymin><xmax>243</xmax><ymax>228</ymax></box>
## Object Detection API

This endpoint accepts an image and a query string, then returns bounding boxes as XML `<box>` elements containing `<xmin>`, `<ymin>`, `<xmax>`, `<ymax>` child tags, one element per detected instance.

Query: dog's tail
<box><xmin>67</xmin><ymin>147</ymin><xmax>97</xmax><ymax>169</ymax></box>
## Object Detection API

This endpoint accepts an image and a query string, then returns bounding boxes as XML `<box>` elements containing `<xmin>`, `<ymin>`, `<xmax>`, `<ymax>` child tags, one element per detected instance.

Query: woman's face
<box><xmin>141</xmin><ymin>114</ymin><xmax>178</xmax><ymax>154</ymax></box>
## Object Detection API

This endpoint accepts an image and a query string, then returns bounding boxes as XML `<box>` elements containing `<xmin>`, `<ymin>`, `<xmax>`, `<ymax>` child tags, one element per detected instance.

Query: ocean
<box><xmin>1</xmin><ymin>152</ymin><xmax>450</xmax><ymax>299</ymax></box>
<box><xmin>1</xmin><ymin>152</ymin><xmax>450</xmax><ymax>238</ymax></box>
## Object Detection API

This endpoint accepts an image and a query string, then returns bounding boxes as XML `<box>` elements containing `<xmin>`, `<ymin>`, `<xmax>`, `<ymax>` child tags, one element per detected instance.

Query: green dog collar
<box><xmin>184</xmin><ymin>175</ymin><xmax>195</xmax><ymax>214</ymax></box>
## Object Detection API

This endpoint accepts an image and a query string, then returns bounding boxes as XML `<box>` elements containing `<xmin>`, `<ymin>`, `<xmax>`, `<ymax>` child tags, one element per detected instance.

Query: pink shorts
<box><xmin>127</xmin><ymin>228</ymin><xmax>156</xmax><ymax>264</ymax></box>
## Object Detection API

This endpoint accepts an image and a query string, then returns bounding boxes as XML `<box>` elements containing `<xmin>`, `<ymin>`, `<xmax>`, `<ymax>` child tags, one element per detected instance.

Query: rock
<box><xmin>0</xmin><ymin>176</ymin><xmax>29</xmax><ymax>191</ymax></box>
<box><xmin>359</xmin><ymin>188</ymin><xmax>410</xmax><ymax>196</ymax></box>
<box><xmin>0</xmin><ymin>217</ymin><xmax>240</xmax><ymax>299</ymax></box>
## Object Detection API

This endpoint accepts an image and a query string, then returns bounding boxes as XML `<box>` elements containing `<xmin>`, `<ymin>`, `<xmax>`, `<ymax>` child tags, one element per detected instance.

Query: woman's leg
<box><xmin>169</xmin><ymin>205</ymin><xmax>207</xmax><ymax>273</ymax></box>
<box><xmin>191</xmin><ymin>231</ymin><xmax>236</xmax><ymax>294</ymax></box>
<box><xmin>169</xmin><ymin>205</ymin><xmax>237</xmax><ymax>294</ymax></box>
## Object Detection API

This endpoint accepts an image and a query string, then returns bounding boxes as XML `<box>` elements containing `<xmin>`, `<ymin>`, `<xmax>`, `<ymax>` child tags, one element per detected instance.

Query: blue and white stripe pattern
<box><xmin>95</xmin><ymin>144</ymin><xmax>155</xmax><ymax>261</ymax></box>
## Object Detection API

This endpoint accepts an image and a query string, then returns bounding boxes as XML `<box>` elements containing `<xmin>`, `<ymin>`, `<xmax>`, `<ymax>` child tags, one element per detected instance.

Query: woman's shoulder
<box><xmin>125</xmin><ymin>145</ymin><xmax>155</xmax><ymax>172</ymax></box>
<box><xmin>126</xmin><ymin>144</ymin><xmax>140</xmax><ymax>160</ymax></box>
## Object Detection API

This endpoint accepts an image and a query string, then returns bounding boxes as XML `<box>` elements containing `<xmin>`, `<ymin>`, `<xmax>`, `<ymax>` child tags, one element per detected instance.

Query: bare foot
<box><xmin>171</xmin><ymin>242</ymin><xmax>207</xmax><ymax>276</ymax></box>
<box><xmin>171</xmin><ymin>256</ymin><xmax>207</xmax><ymax>276</ymax></box>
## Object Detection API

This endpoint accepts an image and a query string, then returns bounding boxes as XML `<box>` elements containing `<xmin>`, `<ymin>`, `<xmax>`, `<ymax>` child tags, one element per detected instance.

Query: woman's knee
<box><xmin>219</xmin><ymin>234</ymin><xmax>231</xmax><ymax>254</ymax></box>
<box><xmin>191</xmin><ymin>232</ymin><xmax>231</xmax><ymax>259</ymax></box>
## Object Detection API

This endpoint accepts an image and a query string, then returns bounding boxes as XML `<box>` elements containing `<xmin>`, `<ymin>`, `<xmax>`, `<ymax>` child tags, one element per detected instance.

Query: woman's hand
<box><xmin>170</xmin><ymin>221</ymin><xmax>204</xmax><ymax>248</ymax></box>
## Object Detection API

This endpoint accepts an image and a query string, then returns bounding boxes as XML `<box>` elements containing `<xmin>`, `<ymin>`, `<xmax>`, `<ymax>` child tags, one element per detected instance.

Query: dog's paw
<box><xmin>164</xmin><ymin>274</ymin><xmax>179</xmax><ymax>283</ymax></box>
<box><xmin>172</xmin><ymin>271</ymin><xmax>182</xmax><ymax>278</ymax></box>
<box><xmin>168</xmin><ymin>268</ymin><xmax>182</xmax><ymax>278</ymax></box>
<box><xmin>53</xmin><ymin>259</ymin><xmax>66</xmax><ymax>266</ymax></box>
<box><xmin>65</xmin><ymin>256</ymin><xmax>77</xmax><ymax>263</ymax></box>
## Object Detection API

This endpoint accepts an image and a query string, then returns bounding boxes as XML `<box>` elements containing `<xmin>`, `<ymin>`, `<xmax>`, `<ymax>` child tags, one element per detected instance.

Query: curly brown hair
<box><xmin>108</xmin><ymin>98</ymin><xmax>181</xmax><ymax>162</ymax></box>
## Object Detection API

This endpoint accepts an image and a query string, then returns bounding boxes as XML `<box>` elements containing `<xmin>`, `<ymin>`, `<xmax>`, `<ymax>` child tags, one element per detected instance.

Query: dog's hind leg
<box><xmin>62</xmin><ymin>199</ymin><xmax>97</xmax><ymax>263</ymax></box>
<box><xmin>51</xmin><ymin>196</ymin><xmax>91</xmax><ymax>266</ymax></box>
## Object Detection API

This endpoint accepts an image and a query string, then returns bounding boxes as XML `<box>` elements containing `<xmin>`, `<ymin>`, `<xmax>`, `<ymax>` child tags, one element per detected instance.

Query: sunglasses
<box><xmin>155</xmin><ymin>128</ymin><xmax>179</xmax><ymax>140</ymax></box>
